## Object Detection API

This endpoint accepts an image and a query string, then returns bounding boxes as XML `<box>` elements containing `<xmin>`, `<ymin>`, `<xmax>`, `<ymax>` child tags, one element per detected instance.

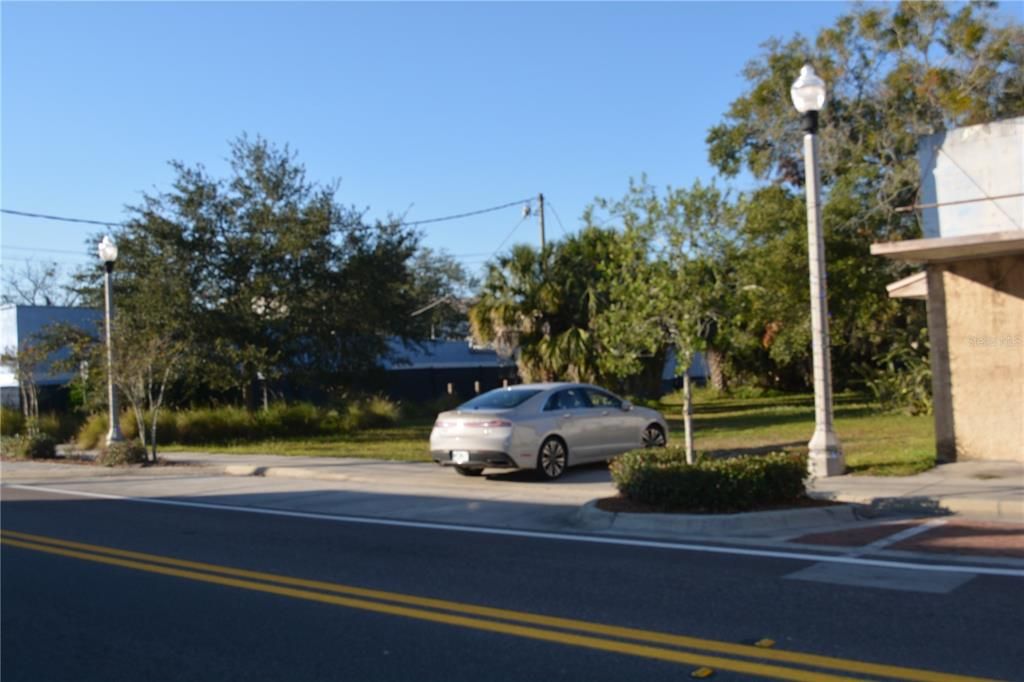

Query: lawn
<box><xmin>663</xmin><ymin>390</ymin><xmax>936</xmax><ymax>476</ymax></box>
<box><xmin>162</xmin><ymin>390</ymin><xmax>936</xmax><ymax>476</ymax></box>
<box><xmin>161</xmin><ymin>421</ymin><xmax>434</xmax><ymax>461</ymax></box>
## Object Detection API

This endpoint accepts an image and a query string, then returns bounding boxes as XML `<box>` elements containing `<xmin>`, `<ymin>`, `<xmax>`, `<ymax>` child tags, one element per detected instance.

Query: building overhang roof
<box><xmin>885</xmin><ymin>272</ymin><xmax>928</xmax><ymax>300</ymax></box>
<box><xmin>871</xmin><ymin>231</ymin><xmax>1024</xmax><ymax>264</ymax></box>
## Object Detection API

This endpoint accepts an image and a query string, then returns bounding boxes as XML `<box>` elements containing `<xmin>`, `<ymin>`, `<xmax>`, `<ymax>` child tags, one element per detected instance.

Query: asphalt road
<box><xmin>2</xmin><ymin>485</ymin><xmax>1022</xmax><ymax>682</ymax></box>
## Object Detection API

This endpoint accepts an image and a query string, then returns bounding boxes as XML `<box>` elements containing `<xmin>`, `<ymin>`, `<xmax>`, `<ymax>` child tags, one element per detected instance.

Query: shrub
<box><xmin>409</xmin><ymin>393</ymin><xmax>463</xmax><ymax>419</ymax></box>
<box><xmin>859</xmin><ymin>328</ymin><xmax>932</xmax><ymax>416</ymax></box>
<box><xmin>99</xmin><ymin>440</ymin><xmax>148</xmax><ymax>466</ymax></box>
<box><xmin>36</xmin><ymin>412</ymin><xmax>83</xmax><ymax>443</ymax></box>
<box><xmin>2</xmin><ymin>433</ymin><xmax>58</xmax><ymax>459</ymax></box>
<box><xmin>174</xmin><ymin>406</ymin><xmax>250</xmax><ymax>444</ymax></box>
<box><xmin>76</xmin><ymin>400</ymin><xmax>401</xmax><ymax>448</ymax></box>
<box><xmin>610</xmin><ymin>448</ymin><xmax>808</xmax><ymax>513</ymax></box>
<box><xmin>343</xmin><ymin>396</ymin><xmax>401</xmax><ymax>430</ymax></box>
<box><xmin>1</xmin><ymin>409</ymin><xmax>80</xmax><ymax>442</ymax></box>
<box><xmin>76</xmin><ymin>413</ymin><xmax>108</xmax><ymax>449</ymax></box>
<box><xmin>1</xmin><ymin>407</ymin><xmax>25</xmax><ymax>436</ymax></box>
<box><xmin>77</xmin><ymin>412</ymin><xmax>144</xmax><ymax>449</ymax></box>
<box><xmin>23</xmin><ymin>433</ymin><xmax>58</xmax><ymax>459</ymax></box>
<box><xmin>262</xmin><ymin>403</ymin><xmax>321</xmax><ymax>437</ymax></box>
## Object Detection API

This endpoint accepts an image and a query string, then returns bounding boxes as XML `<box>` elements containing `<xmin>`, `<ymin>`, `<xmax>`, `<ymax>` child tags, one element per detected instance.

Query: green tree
<box><xmin>704</xmin><ymin>0</ymin><xmax>1022</xmax><ymax>389</ymax></box>
<box><xmin>83</xmin><ymin>135</ymin><xmax>428</xmax><ymax>405</ymax></box>
<box><xmin>585</xmin><ymin>179</ymin><xmax>741</xmax><ymax>392</ymax></box>
<box><xmin>408</xmin><ymin>248</ymin><xmax>478</xmax><ymax>340</ymax></box>
<box><xmin>2</xmin><ymin>341</ymin><xmax>47</xmax><ymax>433</ymax></box>
<box><xmin>470</xmin><ymin>228</ymin><xmax>622</xmax><ymax>385</ymax></box>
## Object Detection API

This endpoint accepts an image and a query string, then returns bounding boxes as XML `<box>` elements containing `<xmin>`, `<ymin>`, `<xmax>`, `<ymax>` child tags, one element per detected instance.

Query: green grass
<box><xmin>160</xmin><ymin>421</ymin><xmax>434</xmax><ymax>461</ymax></box>
<box><xmin>161</xmin><ymin>391</ymin><xmax>935</xmax><ymax>476</ymax></box>
<box><xmin>665</xmin><ymin>389</ymin><xmax>935</xmax><ymax>476</ymax></box>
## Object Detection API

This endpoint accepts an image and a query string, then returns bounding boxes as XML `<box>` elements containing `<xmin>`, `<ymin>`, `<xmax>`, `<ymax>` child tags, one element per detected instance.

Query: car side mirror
<box><xmin>621</xmin><ymin>400</ymin><xmax>633</xmax><ymax>412</ymax></box>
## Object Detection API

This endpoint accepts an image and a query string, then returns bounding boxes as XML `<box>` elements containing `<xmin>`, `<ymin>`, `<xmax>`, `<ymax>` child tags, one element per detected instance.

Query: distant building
<box><xmin>871</xmin><ymin>116</ymin><xmax>1024</xmax><ymax>463</ymax></box>
<box><xmin>0</xmin><ymin>304</ymin><xmax>102</xmax><ymax>409</ymax></box>
<box><xmin>661</xmin><ymin>349</ymin><xmax>710</xmax><ymax>392</ymax></box>
<box><xmin>382</xmin><ymin>339</ymin><xmax>518</xmax><ymax>402</ymax></box>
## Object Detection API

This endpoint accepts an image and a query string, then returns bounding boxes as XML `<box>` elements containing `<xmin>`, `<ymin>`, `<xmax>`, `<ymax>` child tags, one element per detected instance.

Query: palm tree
<box><xmin>470</xmin><ymin>229</ymin><xmax>617</xmax><ymax>384</ymax></box>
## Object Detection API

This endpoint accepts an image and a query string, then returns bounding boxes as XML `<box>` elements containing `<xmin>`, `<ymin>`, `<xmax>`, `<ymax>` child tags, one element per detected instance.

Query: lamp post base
<box><xmin>808</xmin><ymin>429</ymin><xmax>844</xmax><ymax>477</ymax></box>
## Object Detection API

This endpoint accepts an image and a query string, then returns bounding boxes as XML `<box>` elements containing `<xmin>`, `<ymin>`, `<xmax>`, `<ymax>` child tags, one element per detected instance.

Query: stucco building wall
<box><xmin>928</xmin><ymin>255</ymin><xmax>1024</xmax><ymax>461</ymax></box>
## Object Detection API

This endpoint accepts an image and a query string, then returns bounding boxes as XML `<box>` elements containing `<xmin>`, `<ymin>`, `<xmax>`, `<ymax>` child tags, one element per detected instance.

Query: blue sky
<box><xmin>4</xmin><ymin>1</ymin><xmax>872</xmax><ymax>278</ymax></box>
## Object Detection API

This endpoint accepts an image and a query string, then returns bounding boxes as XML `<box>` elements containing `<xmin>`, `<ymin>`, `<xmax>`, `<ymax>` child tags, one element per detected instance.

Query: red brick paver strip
<box><xmin>794</xmin><ymin>520</ymin><xmax>1024</xmax><ymax>559</ymax></box>
<box><xmin>794</xmin><ymin>522</ymin><xmax>918</xmax><ymax>548</ymax></box>
<box><xmin>892</xmin><ymin>520</ymin><xmax>1024</xmax><ymax>559</ymax></box>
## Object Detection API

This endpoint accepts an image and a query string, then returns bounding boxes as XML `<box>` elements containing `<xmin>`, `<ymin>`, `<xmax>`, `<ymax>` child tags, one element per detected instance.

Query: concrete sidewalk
<box><xmin>808</xmin><ymin>459</ymin><xmax>1023</xmax><ymax>520</ymax></box>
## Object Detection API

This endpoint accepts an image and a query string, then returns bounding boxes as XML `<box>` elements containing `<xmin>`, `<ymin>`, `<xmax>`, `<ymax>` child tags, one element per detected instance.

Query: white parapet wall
<box><xmin>918</xmin><ymin>116</ymin><xmax>1024</xmax><ymax>239</ymax></box>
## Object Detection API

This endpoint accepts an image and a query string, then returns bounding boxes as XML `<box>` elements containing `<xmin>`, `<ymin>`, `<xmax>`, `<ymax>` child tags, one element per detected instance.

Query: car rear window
<box><xmin>460</xmin><ymin>388</ymin><xmax>542</xmax><ymax>410</ymax></box>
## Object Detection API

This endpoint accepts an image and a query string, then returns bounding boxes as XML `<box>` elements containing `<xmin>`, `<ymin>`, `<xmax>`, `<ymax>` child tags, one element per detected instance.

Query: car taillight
<box><xmin>465</xmin><ymin>420</ymin><xmax>512</xmax><ymax>428</ymax></box>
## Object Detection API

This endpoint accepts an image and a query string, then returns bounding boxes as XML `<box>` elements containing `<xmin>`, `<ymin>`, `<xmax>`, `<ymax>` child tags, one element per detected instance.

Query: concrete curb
<box><xmin>222</xmin><ymin>465</ymin><xmax>352</xmax><ymax>482</ymax></box>
<box><xmin>574</xmin><ymin>499</ymin><xmax>860</xmax><ymax>537</ymax></box>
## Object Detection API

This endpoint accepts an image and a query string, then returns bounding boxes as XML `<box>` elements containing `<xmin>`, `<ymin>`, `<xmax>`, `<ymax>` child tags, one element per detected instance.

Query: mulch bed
<box><xmin>1</xmin><ymin>453</ymin><xmax>192</xmax><ymax>468</ymax></box>
<box><xmin>595</xmin><ymin>495</ymin><xmax>844</xmax><ymax>515</ymax></box>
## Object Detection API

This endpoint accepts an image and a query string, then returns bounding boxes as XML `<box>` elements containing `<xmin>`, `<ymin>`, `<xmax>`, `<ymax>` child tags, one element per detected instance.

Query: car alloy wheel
<box><xmin>642</xmin><ymin>425</ymin><xmax>666</xmax><ymax>448</ymax></box>
<box><xmin>538</xmin><ymin>437</ymin><xmax>568</xmax><ymax>480</ymax></box>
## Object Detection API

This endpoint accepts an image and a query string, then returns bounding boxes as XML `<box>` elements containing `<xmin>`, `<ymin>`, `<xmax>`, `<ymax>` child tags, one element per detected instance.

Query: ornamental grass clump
<box><xmin>610</xmin><ymin>448</ymin><xmax>808</xmax><ymax>513</ymax></box>
<box><xmin>343</xmin><ymin>396</ymin><xmax>402</xmax><ymax>431</ymax></box>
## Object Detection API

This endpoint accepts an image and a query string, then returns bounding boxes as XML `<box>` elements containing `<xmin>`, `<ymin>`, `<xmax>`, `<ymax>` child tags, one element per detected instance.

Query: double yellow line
<box><xmin>1</xmin><ymin>529</ymin><xmax>998</xmax><ymax>682</ymax></box>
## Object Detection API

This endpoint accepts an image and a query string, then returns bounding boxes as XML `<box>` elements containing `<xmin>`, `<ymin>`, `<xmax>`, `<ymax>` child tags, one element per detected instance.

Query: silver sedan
<box><xmin>429</xmin><ymin>382</ymin><xmax>668</xmax><ymax>480</ymax></box>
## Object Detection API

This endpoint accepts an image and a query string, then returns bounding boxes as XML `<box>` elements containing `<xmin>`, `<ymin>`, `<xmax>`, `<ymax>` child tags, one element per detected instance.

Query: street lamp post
<box><xmin>98</xmin><ymin>235</ymin><xmax>124</xmax><ymax>445</ymax></box>
<box><xmin>791</xmin><ymin>64</ymin><xmax>844</xmax><ymax>477</ymax></box>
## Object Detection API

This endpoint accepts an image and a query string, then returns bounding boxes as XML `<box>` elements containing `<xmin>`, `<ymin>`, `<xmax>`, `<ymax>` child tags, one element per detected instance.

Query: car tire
<box><xmin>642</xmin><ymin>424</ymin><xmax>667</xmax><ymax>448</ymax></box>
<box><xmin>537</xmin><ymin>437</ymin><xmax>568</xmax><ymax>480</ymax></box>
<box><xmin>454</xmin><ymin>466</ymin><xmax>484</xmax><ymax>477</ymax></box>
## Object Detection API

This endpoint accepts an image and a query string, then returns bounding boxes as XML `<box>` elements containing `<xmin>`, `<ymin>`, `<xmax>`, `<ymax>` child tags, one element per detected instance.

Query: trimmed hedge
<box><xmin>610</xmin><ymin>448</ymin><xmax>809</xmax><ymax>513</ymax></box>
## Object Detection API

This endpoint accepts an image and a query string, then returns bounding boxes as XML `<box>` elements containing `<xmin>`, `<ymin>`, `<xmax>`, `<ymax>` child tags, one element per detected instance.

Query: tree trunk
<box><xmin>131</xmin><ymin>403</ymin><xmax>147</xmax><ymax>449</ymax></box>
<box><xmin>706</xmin><ymin>347</ymin><xmax>727</xmax><ymax>391</ymax></box>
<box><xmin>682</xmin><ymin>374</ymin><xmax>695</xmax><ymax>464</ymax></box>
<box><xmin>150</xmin><ymin>412</ymin><xmax>159</xmax><ymax>462</ymax></box>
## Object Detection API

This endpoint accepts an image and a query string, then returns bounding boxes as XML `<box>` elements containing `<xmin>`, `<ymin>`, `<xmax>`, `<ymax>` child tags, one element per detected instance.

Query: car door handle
<box><xmin>561</xmin><ymin>413</ymin><xmax>572</xmax><ymax>419</ymax></box>
<box><xmin>601</xmin><ymin>410</ymin><xmax>609</xmax><ymax>416</ymax></box>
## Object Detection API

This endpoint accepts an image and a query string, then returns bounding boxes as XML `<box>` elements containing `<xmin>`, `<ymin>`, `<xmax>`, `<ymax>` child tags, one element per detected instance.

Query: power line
<box><xmin>400</xmin><ymin>198</ymin><xmax>533</xmax><ymax>227</ymax></box>
<box><xmin>2</xmin><ymin>196</ymin><xmax>535</xmax><ymax>231</ymax></box>
<box><xmin>544</xmin><ymin>199</ymin><xmax>570</xmax><ymax>237</ymax></box>
<box><xmin>0</xmin><ymin>208</ymin><xmax>122</xmax><ymax>227</ymax></box>
<box><xmin>1</xmin><ymin>254</ymin><xmax>85</xmax><ymax>266</ymax></box>
<box><xmin>490</xmin><ymin>216</ymin><xmax>529</xmax><ymax>258</ymax></box>
<box><xmin>3</xmin><ymin>244</ymin><xmax>90</xmax><ymax>256</ymax></box>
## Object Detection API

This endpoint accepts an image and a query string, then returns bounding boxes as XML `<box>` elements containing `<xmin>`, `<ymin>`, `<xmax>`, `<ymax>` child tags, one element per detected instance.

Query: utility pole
<box><xmin>538</xmin><ymin>192</ymin><xmax>546</xmax><ymax>250</ymax></box>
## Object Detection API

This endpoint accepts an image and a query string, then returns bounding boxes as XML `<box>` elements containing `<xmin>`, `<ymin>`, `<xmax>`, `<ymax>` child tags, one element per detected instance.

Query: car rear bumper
<box><xmin>431</xmin><ymin>450</ymin><xmax>518</xmax><ymax>469</ymax></box>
